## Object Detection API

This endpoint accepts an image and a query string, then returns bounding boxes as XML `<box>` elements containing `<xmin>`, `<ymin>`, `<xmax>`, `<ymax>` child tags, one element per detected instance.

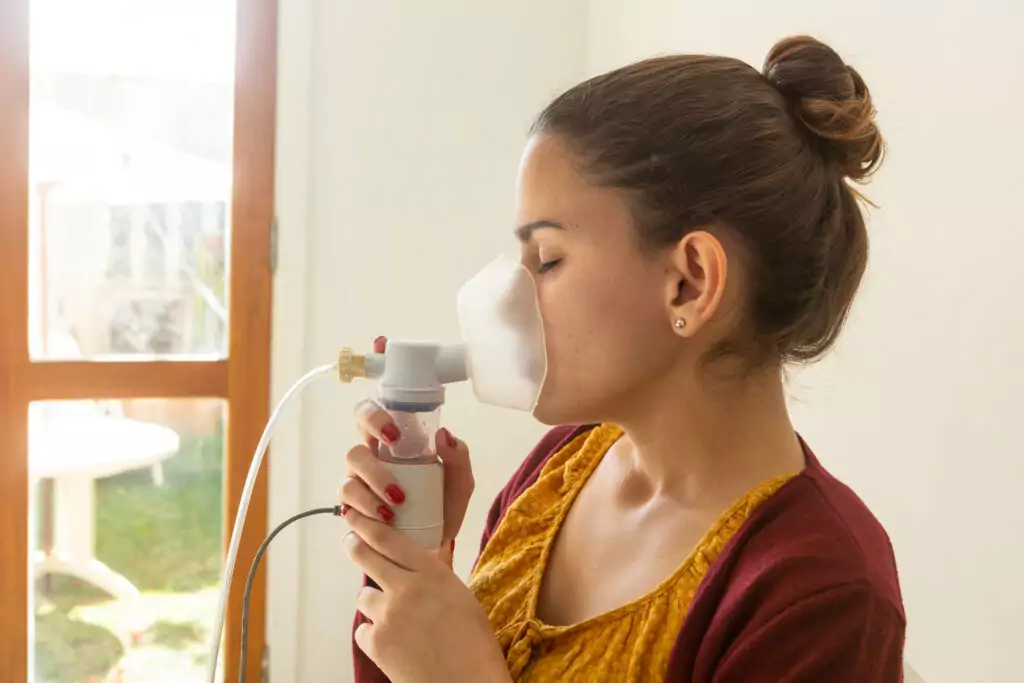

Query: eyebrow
<box><xmin>515</xmin><ymin>219</ymin><xmax>565</xmax><ymax>242</ymax></box>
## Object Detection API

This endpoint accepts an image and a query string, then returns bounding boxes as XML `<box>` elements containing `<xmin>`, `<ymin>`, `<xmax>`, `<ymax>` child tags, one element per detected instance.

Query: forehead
<box><xmin>516</xmin><ymin>135</ymin><xmax>634</xmax><ymax>235</ymax></box>
<box><xmin>517</xmin><ymin>135</ymin><xmax>586</xmax><ymax>197</ymax></box>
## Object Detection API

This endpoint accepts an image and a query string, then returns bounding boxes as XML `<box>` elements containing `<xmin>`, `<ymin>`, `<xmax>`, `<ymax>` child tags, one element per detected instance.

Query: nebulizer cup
<box><xmin>365</xmin><ymin>340</ymin><xmax>469</xmax><ymax>548</ymax></box>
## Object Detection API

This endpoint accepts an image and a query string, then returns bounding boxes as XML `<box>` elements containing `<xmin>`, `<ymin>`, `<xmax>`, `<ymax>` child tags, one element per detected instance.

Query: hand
<box><xmin>343</xmin><ymin>507</ymin><xmax>512</xmax><ymax>683</ymax></box>
<box><xmin>339</xmin><ymin>335</ymin><xmax>475</xmax><ymax>564</ymax></box>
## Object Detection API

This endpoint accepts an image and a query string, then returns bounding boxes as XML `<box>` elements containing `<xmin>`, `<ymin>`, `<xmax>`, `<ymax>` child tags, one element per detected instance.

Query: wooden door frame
<box><xmin>0</xmin><ymin>1</ymin><xmax>277</xmax><ymax>682</ymax></box>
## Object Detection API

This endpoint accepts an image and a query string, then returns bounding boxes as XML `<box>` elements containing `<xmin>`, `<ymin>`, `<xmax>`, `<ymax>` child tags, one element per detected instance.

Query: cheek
<box><xmin>535</xmin><ymin>264</ymin><xmax>669</xmax><ymax>420</ymax></box>
<box><xmin>537</xmin><ymin>268</ymin><xmax>615</xmax><ymax>365</ymax></box>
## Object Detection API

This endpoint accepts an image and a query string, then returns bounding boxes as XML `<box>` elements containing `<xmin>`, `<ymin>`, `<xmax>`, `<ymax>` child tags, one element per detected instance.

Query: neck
<box><xmin>610</xmin><ymin>362</ymin><xmax>805</xmax><ymax>508</ymax></box>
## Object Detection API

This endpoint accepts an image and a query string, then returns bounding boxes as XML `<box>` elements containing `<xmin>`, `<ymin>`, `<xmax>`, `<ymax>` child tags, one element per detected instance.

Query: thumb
<box><xmin>436</xmin><ymin>427</ymin><xmax>474</xmax><ymax>541</ymax></box>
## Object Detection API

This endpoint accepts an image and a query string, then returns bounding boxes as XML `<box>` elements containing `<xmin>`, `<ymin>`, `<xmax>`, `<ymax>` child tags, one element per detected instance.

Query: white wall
<box><xmin>586</xmin><ymin>2</ymin><xmax>1024</xmax><ymax>682</ymax></box>
<box><xmin>274</xmin><ymin>2</ymin><xmax>1023</xmax><ymax>682</ymax></box>
<box><xmin>271</xmin><ymin>1</ymin><xmax>588</xmax><ymax>681</ymax></box>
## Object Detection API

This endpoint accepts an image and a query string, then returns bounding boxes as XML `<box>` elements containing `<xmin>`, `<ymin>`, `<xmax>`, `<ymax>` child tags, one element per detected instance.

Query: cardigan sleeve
<box><xmin>710</xmin><ymin>582</ymin><xmax>905</xmax><ymax>683</ymax></box>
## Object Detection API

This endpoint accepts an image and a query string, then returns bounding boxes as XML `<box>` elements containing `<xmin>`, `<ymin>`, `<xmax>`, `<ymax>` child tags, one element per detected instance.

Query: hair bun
<box><xmin>764</xmin><ymin>36</ymin><xmax>883</xmax><ymax>182</ymax></box>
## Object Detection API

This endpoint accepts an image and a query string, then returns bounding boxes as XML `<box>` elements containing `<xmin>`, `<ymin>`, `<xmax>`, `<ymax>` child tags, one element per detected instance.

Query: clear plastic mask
<box><xmin>456</xmin><ymin>255</ymin><xmax>546</xmax><ymax>412</ymax></box>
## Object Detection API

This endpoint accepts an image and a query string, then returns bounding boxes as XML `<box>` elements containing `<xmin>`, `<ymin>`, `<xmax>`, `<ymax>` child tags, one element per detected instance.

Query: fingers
<box><xmin>354</xmin><ymin>621</ymin><xmax>377</xmax><ymax>660</ymax></box>
<box><xmin>339</xmin><ymin>475</ymin><xmax>398</xmax><ymax>523</ymax></box>
<box><xmin>354</xmin><ymin>336</ymin><xmax>391</xmax><ymax>455</ymax></box>
<box><xmin>433</xmin><ymin>537</ymin><xmax>456</xmax><ymax>569</ymax></box>
<box><xmin>356</xmin><ymin>585</ymin><xmax>386</xmax><ymax>622</ymax></box>
<box><xmin>353</xmin><ymin>587</ymin><xmax>386</xmax><ymax>663</ymax></box>
<box><xmin>345</xmin><ymin>444</ymin><xmax>407</xmax><ymax>506</ymax></box>
<box><xmin>343</xmin><ymin>529</ymin><xmax>404</xmax><ymax>590</ymax></box>
<box><xmin>436</xmin><ymin>428</ymin><xmax>475</xmax><ymax>541</ymax></box>
<box><xmin>342</xmin><ymin>507</ymin><xmax>426</xmax><ymax>582</ymax></box>
<box><xmin>342</xmin><ymin>518</ymin><xmax>407</xmax><ymax>589</ymax></box>
<box><xmin>354</xmin><ymin>398</ymin><xmax>402</xmax><ymax>449</ymax></box>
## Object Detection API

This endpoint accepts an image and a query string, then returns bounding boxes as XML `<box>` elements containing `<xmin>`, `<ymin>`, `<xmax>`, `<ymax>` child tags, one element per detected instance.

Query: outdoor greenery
<box><xmin>35</xmin><ymin>430</ymin><xmax>224</xmax><ymax>683</ymax></box>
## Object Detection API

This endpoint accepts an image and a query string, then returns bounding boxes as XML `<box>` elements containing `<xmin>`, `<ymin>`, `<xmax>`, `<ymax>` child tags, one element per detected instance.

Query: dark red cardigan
<box><xmin>353</xmin><ymin>425</ymin><xmax>906</xmax><ymax>682</ymax></box>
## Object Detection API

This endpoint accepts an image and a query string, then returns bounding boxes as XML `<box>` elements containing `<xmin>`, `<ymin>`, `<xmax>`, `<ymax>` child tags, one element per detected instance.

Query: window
<box><xmin>0</xmin><ymin>1</ymin><xmax>277</xmax><ymax>681</ymax></box>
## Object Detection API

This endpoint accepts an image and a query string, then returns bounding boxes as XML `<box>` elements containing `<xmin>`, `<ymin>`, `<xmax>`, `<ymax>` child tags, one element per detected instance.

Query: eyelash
<box><xmin>537</xmin><ymin>259</ymin><xmax>562</xmax><ymax>275</ymax></box>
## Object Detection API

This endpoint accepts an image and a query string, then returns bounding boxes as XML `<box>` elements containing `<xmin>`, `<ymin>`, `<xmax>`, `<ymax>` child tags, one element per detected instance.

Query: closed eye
<box><xmin>537</xmin><ymin>259</ymin><xmax>562</xmax><ymax>274</ymax></box>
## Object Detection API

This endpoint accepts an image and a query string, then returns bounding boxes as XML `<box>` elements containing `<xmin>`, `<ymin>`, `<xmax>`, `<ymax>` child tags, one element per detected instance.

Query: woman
<box><xmin>340</xmin><ymin>35</ymin><xmax>905</xmax><ymax>683</ymax></box>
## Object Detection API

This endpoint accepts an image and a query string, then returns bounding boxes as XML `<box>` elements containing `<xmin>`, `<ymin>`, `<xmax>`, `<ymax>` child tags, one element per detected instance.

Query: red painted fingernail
<box><xmin>385</xmin><ymin>484</ymin><xmax>406</xmax><ymax>505</ymax></box>
<box><xmin>377</xmin><ymin>505</ymin><xmax>395</xmax><ymax>523</ymax></box>
<box><xmin>441</xmin><ymin>427</ymin><xmax>458</xmax><ymax>449</ymax></box>
<box><xmin>340</xmin><ymin>504</ymin><xmax>351</xmax><ymax>516</ymax></box>
<box><xmin>373</xmin><ymin>336</ymin><xmax>387</xmax><ymax>353</ymax></box>
<box><xmin>450</xmin><ymin>538</ymin><xmax>456</xmax><ymax>553</ymax></box>
<box><xmin>381</xmin><ymin>424</ymin><xmax>401</xmax><ymax>444</ymax></box>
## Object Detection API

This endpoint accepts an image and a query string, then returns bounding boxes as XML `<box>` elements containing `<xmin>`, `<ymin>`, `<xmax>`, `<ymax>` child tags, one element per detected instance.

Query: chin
<box><xmin>531</xmin><ymin>386</ymin><xmax>601</xmax><ymax>427</ymax></box>
<box><xmin>530</xmin><ymin>404</ymin><xmax>565</xmax><ymax>427</ymax></box>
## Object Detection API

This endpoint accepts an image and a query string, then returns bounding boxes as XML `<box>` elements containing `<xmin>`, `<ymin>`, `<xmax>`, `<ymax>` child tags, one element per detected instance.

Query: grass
<box><xmin>34</xmin><ymin>431</ymin><xmax>224</xmax><ymax>683</ymax></box>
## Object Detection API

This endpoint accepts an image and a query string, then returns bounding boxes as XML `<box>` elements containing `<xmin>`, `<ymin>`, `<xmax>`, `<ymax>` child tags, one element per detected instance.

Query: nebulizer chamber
<box><xmin>350</xmin><ymin>341</ymin><xmax>471</xmax><ymax>548</ymax></box>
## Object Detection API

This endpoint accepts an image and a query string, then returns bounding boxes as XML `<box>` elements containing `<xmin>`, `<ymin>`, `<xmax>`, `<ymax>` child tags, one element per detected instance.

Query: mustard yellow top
<box><xmin>468</xmin><ymin>425</ymin><xmax>794</xmax><ymax>683</ymax></box>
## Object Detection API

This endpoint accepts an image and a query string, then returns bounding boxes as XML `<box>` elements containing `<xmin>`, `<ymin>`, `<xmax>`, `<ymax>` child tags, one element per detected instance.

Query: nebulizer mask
<box><xmin>206</xmin><ymin>255</ymin><xmax>545</xmax><ymax>681</ymax></box>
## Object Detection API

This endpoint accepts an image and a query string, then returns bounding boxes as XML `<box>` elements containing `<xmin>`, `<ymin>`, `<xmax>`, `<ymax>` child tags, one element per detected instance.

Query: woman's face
<box><xmin>516</xmin><ymin>135</ymin><xmax>686</xmax><ymax>425</ymax></box>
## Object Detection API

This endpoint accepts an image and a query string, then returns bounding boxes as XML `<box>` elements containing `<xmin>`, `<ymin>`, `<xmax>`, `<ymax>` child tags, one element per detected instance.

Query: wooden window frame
<box><xmin>0</xmin><ymin>2</ymin><xmax>277</xmax><ymax>682</ymax></box>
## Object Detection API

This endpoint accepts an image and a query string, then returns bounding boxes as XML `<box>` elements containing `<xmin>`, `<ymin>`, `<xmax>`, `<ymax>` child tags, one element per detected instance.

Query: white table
<box><xmin>30</xmin><ymin>411</ymin><xmax>180</xmax><ymax>601</ymax></box>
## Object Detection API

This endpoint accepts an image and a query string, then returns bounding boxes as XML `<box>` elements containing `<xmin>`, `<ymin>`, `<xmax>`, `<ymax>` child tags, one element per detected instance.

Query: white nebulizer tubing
<box><xmin>205</xmin><ymin>362</ymin><xmax>337</xmax><ymax>683</ymax></box>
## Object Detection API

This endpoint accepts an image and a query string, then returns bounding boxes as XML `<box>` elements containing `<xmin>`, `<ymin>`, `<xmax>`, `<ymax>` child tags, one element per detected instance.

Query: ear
<box><xmin>663</xmin><ymin>230</ymin><xmax>728</xmax><ymax>337</ymax></box>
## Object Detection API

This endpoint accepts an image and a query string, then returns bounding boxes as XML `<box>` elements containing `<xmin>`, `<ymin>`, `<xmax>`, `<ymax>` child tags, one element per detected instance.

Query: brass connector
<box><xmin>337</xmin><ymin>347</ymin><xmax>367</xmax><ymax>383</ymax></box>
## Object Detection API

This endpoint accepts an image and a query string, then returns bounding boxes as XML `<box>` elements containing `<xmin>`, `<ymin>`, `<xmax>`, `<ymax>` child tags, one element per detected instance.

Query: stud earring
<box><xmin>674</xmin><ymin>318</ymin><xmax>687</xmax><ymax>330</ymax></box>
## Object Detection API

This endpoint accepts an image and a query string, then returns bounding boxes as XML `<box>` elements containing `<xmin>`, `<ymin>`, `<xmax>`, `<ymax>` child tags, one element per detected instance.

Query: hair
<box><xmin>532</xmin><ymin>35</ymin><xmax>884</xmax><ymax>366</ymax></box>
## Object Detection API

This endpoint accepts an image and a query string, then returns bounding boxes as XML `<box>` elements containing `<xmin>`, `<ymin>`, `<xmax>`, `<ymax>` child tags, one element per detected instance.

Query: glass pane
<box><xmin>29</xmin><ymin>399</ymin><xmax>226</xmax><ymax>683</ymax></box>
<box><xmin>28</xmin><ymin>0</ymin><xmax>237</xmax><ymax>360</ymax></box>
